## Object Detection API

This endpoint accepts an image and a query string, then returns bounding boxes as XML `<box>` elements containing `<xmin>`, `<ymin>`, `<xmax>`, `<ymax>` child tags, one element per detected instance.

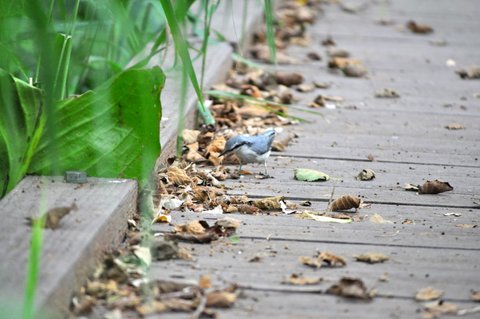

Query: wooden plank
<box><xmin>0</xmin><ymin>176</ymin><xmax>137</xmax><ymax>315</ymax></box>
<box><xmin>149</xmin><ymin>238</ymin><xmax>480</xmax><ymax>301</ymax></box>
<box><xmin>153</xmin><ymin>206</ymin><xmax>480</xmax><ymax>250</ymax></box>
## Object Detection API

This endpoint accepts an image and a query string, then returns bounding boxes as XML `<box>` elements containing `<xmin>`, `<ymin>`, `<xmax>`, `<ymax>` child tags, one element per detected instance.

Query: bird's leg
<box><xmin>238</xmin><ymin>159</ymin><xmax>243</xmax><ymax>174</ymax></box>
<box><xmin>263</xmin><ymin>161</ymin><xmax>268</xmax><ymax>176</ymax></box>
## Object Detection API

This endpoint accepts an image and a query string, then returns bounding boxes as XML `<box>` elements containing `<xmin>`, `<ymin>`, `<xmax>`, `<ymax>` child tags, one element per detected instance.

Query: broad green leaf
<box><xmin>294</xmin><ymin>168</ymin><xmax>330</xmax><ymax>182</ymax></box>
<box><xmin>0</xmin><ymin>69</ymin><xmax>45</xmax><ymax>197</ymax></box>
<box><xmin>29</xmin><ymin>67</ymin><xmax>165</xmax><ymax>185</ymax></box>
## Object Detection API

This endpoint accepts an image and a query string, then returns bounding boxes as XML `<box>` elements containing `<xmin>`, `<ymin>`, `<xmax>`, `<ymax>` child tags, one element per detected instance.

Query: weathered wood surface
<box><xmin>0</xmin><ymin>176</ymin><xmax>137</xmax><ymax>316</ymax></box>
<box><xmin>149</xmin><ymin>0</ymin><xmax>480</xmax><ymax>318</ymax></box>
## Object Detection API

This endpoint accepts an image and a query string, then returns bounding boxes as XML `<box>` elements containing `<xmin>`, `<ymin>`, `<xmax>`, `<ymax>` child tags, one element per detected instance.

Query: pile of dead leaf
<box><xmin>71</xmin><ymin>257</ymin><xmax>239</xmax><ymax>318</ymax></box>
<box><xmin>250</xmin><ymin>1</ymin><xmax>321</xmax><ymax>64</ymax></box>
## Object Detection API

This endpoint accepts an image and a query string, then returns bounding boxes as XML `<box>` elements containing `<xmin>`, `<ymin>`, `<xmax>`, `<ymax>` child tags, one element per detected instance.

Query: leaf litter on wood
<box><xmin>355</xmin><ymin>252</ymin><xmax>389</xmax><ymax>264</ymax></box>
<box><xmin>299</xmin><ymin>251</ymin><xmax>347</xmax><ymax>269</ymax></box>
<box><xmin>415</xmin><ymin>287</ymin><xmax>444</xmax><ymax>301</ymax></box>
<box><xmin>326</xmin><ymin>277</ymin><xmax>373</xmax><ymax>300</ymax></box>
<box><xmin>404</xmin><ymin>180</ymin><xmax>453</xmax><ymax>194</ymax></box>
<box><xmin>26</xmin><ymin>202</ymin><xmax>77</xmax><ymax>230</ymax></box>
<box><xmin>356</xmin><ymin>169</ymin><xmax>376</xmax><ymax>181</ymax></box>
<box><xmin>406</xmin><ymin>20</ymin><xmax>434</xmax><ymax>34</ymax></box>
<box><xmin>328</xmin><ymin>195</ymin><xmax>369</xmax><ymax>212</ymax></box>
<box><xmin>282</xmin><ymin>273</ymin><xmax>323</xmax><ymax>286</ymax></box>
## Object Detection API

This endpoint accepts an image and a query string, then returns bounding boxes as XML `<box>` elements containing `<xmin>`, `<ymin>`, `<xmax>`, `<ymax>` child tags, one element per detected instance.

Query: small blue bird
<box><xmin>219</xmin><ymin>129</ymin><xmax>276</xmax><ymax>175</ymax></box>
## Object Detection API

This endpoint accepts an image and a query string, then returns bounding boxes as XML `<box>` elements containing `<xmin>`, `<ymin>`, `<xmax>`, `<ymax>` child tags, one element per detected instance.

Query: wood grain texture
<box><xmin>0</xmin><ymin>176</ymin><xmax>137</xmax><ymax>316</ymax></box>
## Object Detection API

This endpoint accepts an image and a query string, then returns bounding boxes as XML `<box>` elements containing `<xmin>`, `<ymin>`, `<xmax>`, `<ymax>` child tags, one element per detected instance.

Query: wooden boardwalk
<box><xmin>150</xmin><ymin>1</ymin><xmax>480</xmax><ymax>318</ymax></box>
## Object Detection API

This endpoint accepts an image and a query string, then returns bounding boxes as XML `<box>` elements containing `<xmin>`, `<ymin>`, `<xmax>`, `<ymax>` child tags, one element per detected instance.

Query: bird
<box><xmin>219</xmin><ymin>129</ymin><xmax>276</xmax><ymax>175</ymax></box>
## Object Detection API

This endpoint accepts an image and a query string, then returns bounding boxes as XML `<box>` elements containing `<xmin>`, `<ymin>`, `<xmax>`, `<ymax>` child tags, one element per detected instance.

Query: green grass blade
<box><xmin>263</xmin><ymin>0</ymin><xmax>276</xmax><ymax>64</ymax></box>
<box><xmin>160</xmin><ymin>0</ymin><xmax>214</xmax><ymax>124</ymax></box>
<box><xmin>22</xmin><ymin>211</ymin><xmax>45</xmax><ymax>319</ymax></box>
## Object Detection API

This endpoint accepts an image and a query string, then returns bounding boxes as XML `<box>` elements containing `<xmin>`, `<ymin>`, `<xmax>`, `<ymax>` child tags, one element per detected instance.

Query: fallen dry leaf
<box><xmin>182</xmin><ymin>129</ymin><xmax>201</xmax><ymax>144</ymax></box>
<box><xmin>296</xmin><ymin>83</ymin><xmax>315</xmax><ymax>92</ymax></box>
<box><xmin>422</xmin><ymin>300</ymin><xmax>458</xmax><ymax>319</ymax></box>
<box><xmin>313</xmin><ymin>81</ymin><xmax>331</xmax><ymax>89</ymax></box>
<box><xmin>152</xmin><ymin>212</ymin><xmax>172</xmax><ymax>224</ymax></box>
<box><xmin>419</xmin><ymin>180</ymin><xmax>453</xmax><ymax>194</ymax></box>
<box><xmin>299</xmin><ymin>251</ymin><xmax>346</xmax><ymax>269</ymax></box>
<box><xmin>282</xmin><ymin>273</ymin><xmax>322</xmax><ymax>286</ymax></box>
<box><xmin>275</xmin><ymin>72</ymin><xmax>304</xmax><ymax>86</ymax></box>
<box><xmin>253</xmin><ymin>196</ymin><xmax>284</xmax><ymax>210</ymax></box>
<box><xmin>328</xmin><ymin>195</ymin><xmax>366</xmax><ymax>212</ymax></box>
<box><xmin>306</xmin><ymin>51</ymin><xmax>322</xmax><ymax>61</ymax></box>
<box><xmin>375</xmin><ymin>88</ymin><xmax>400</xmax><ymax>98</ymax></box>
<box><xmin>174</xmin><ymin>220</ymin><xmax>206</xmax><ymax>235</ymax></box>
<box><xmin>402</xmin><ymin>219</ymin><xmax>414</xmax><ymax>225</ymax></box>
<box><xmin>355</xmin><ymin>252</ymin><xmax>389</xmax><ymax>264</ymax></box>
<box><xmin>407</xmin><ymin>20</ymin><xmax>434</xmax><ymax>34</ymax></box>
<box><xmin>356</xmin><ymin>169</ymin><xmax>375</xmax><ymax>181</ymax></box>
<box><xmin>206</xmin><ymin>291</ymin><xmax>237</xmax><ymax>308</ymax></box>
<box><xmin>326</xmin><ymin>277</ymin><xmax>373</xmax><ymax>300</ymax></box>
<box><xmin>456</xmin><ymin>66</ymin><xmax>480</xmax><ymax>79</ymax></box>
<box><xmin>328</xmin><ymin>57</ymin><xmax>362</xmax><ymax>69</ymax></box>
<box><xmin>416</xmin><ymin>287</ymin><xmax>444</xmax><ymax>301</ymax></box>
<box><xmin>198</xmin><ymin>275</ymin><xmax>212</xmax><ymax>289</ymax></box>
<box><xmin>445</xmin><ymin>123</ymin><xmax>465</xmax><ymax>130</ymax></box>
<box><xmin>327</xmin><ymin>47</ymin><xmax>350</xmax><ymax>58</ymax></box>
<box><xmin>342</xmin><ymin>64</ymin><xmax>368</xmax><ymax>78</ymax></box>
<box><xmin>167</xmin><ymin>166</ymin><xmax>192</xmax><ymax>186</ymax></box>
<box><xmin>26</xmin><ymin>203</ymin><xmax>77</xmax><ymax>230</ymax></box>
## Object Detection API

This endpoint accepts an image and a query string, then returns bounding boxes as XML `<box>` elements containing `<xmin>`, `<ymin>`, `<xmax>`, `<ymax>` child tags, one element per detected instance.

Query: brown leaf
<box><xmin>407</xmin><ymin>20</ymin><xmax>434</xmax><ymax>34</ymax></box>
<box><xmin>283</xmin><ymin>273</ymin><xmax>322</xmax><ymax>286</ymax></box>
<box><xmin>328</xmin><ymin>57</ymin><xmax>362</xmax><ymax>69</ymax></box>
<box><xmin>456</xmin><ymin>66</ymin><xmax>480</xmax><ymax>79</ymax></box>
<box><xmin>167</xmin><ymin>166</ymin><xmax>192</xmax><ymax>186</ymax></box>
<box><xmin>445</xmin><ymin>123</ymin><xmax>465</xmax><ymax>130</ymax></box>
<box><xmin>198</xmin><ymin>275</ymin><xmax>212</xmax><ymax>289</ymax></box>
<box><xmin>375</xmin><ymin>88</ymin><xmax>400</xmax><ymax>98</ymax></box>
<box><xmin>342</xmin><ymin>64</ymin><xmax>368</xmax><ymax>78</ymax></box>
<box><xmin>402</xmin><ymin>219</ymin><xmax>414</xmax><ymax>225</ymax></box>
<box><xmin>182</xmin><ymin>129</ymin><xmax>201</xmax><ymax>144</ymax></box>
<box><xmin>26</xmin><ymin>203</ymin><xmax>77</xmax><ymax>230</ymax></box>
<box><xmin>206</xmin><ymin>291</ymin><xmax>237</xmax><ymax>308</ymax></box>
<box><xmin>237</xmin><ymin>104</ymin><xmax>271</xmax><ymax>118</ymax></box>
<box><xmin>355</xmin><ymin>252</ymin><xmax>389</xmax><ymax>264</ymax></box>
<box><xmin>235</xmin><ymin>204</ymin><xmax>261</xmax><ymax>214</ymax></box>
<box><xmin>326</xmin><ymin>277</ymin><xmax>372</xmax><ymax>300</ymax></box>
<box><xmin>296</xmin><ymin>83</ymin><xmax>315</xmax><ymax>92</ymax></box>
<box><xmin>253</xmin><ymin>196</ymin><xmax>284</xmax><ymax>210</ymax></box>
<box><xmin>327</xmin><ymin>47</ymin><xmax>350</xmax><ymax>58</ymax></box>
<box><xmin>416</xmin><ymin>287</ymin><xmax>444</xmax><ymax>301</ymax></box>
<box><xmin>239</xmin><ymin>84</ymin><xmax>263</xmax><ymax>98</ymax></box>
<box><xmin>355</xmin><ymin>169</ymin><xmax>375</xmax><ymax>181</ymax></box>
<box><xmin>176</xmin><ymin>220</ymin><xmax>207</xmax><ymax>235</ymax></box>
<box><xmin>422</xmin><ymin>300</ymin><xmax>458</xmax><ymax>319</ymax></box>
<box><xmin>328</xmin><ymin>195</ymin><xmax>363</xmax><ymax>212</ymax></box>
<box><xmin>306</xmin><ymin>52</ymin><xmax>322</xmax><ymax>61</ymax></box>
<box><xmin>275</xmin><ymin>72</ymin><xmax>304</xmax><ymax>86</ymax></box>
<box><xmin>321</xmin><ymin>36</ymin><xmax>336</xmax><ymax>46</ymax></box>
<box><xmin>418</xmin><ymin>180</ymin><xmax>453</xmax><ymax>194</ymax></box>
<box><xmin>299</xmin><ymin>251</ymin><xmax>346</xmax><ymax>269</ymax></box>
<box><xmin>214</xmin><ymin>217</ymin><xmax>241</xmax><ymax>230</ymax></box>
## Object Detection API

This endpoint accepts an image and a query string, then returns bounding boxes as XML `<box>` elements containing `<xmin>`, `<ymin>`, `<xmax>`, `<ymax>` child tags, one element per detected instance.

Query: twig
<box><xmin>190</xmin><ymin>293</ymin><xmax>207</xmax><ymax>319</ymax></box>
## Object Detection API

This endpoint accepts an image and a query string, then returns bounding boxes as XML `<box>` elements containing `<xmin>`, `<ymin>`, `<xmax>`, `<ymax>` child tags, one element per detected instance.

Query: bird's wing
<box><xmin>219</xmin><ymin>135</ymin><xmax>251</xmax><ymax>156</ymax></box>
